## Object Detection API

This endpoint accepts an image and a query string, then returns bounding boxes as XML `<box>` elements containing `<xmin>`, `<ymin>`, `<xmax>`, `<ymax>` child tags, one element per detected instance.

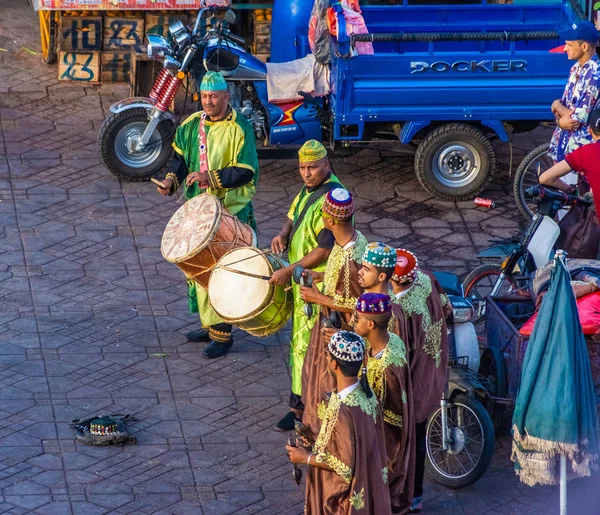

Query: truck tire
<box><xmin>414</xmin><ymin>124</ymin><xmax>495</xmax><ymax>201</ymax></box>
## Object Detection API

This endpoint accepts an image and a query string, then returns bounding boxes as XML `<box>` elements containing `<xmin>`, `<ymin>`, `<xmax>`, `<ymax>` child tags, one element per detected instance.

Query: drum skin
<box><xmin>208</xmin><ymin>247</ymin><xmax>293</xmax><ymax>337</ymax></box>
<box><xmin>161</xmin><ymin>194</ymin><xmax>256</xmax><ymax>289</ymax></box>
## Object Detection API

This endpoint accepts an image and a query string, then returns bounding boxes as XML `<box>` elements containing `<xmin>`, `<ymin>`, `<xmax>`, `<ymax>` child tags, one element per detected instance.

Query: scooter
<box><xmin>426</xmin><ymin>272</ymin><xmax>495</xmax><ymax>489</ymax></box>
<box><xmin>97</xmin><ymin>7</ymin><xmax>322</xmax><ymax>181</ymax></box>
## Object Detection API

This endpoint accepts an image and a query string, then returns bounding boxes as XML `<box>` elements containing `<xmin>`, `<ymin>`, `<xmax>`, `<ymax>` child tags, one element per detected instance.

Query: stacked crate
<box><xmin>253</xmin><ymin>9</ymin><xmax>271</xmax><ymax>63</ymax></box>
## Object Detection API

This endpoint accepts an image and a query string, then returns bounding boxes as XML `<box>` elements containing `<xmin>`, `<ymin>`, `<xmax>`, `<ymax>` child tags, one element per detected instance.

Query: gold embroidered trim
<box><xmin>317</xmin><ymin>401</ymin><xmax>327</xmax><ymax>421</ymax></box>
<box><xmin>207</xmin><ymin>169</ymin><xmax>223</xmax><ymax>190</ymax></box>
<box><xmin>383</xmin><ymin>409</ymin><xmax>403</xmax><ymax>428</ymax></box>
<box><xmin>349</xmin><ymin>488</ymin><xmax>365</xmax><ymax>510</ymax></box>
<box><xmin>424</xmin><ymin>318</ymin><xmax>444</xmax><ymax>367</ymax></box>
<box><xmin>165</xmin><ymin>172</ymin><xmax>180</xmax><ymax>192</ymax></box>
<box><xmin>382</xmin><ymin>467</ymin><xmax>388</xmax><ymax>485</ymax></box>
<box><xmin>440</xmin><ymin>293</ymin><xmax>450</xmax><ymax>307</ymax></box>
<box><xmin>313</xmin><ymin>394</ymin><xmax>342</xmax><ymax>456</ymax></box>
<box><xmin>323</xmin><ymin>232</ymin><xmax>367</xmax><ymax>309</ymax></box>
<box><xmin>316</xmin><ymin>452</ymin><xmax>353</xmax><ymax>484</ymax></box>
<box><xmin>366</xmin><ymin>332</ymin><xmax>408</xmax><ymax>407</ymax></box>
<box><xmin>209</xmin><ymin>327</ymin><xmax>231</xmax><ymax>342</ymax></box>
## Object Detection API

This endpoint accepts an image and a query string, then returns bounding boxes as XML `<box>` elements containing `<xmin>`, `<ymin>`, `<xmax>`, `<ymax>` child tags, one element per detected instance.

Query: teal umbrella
<box><xmin>512</xmin><ymin>251</ymin><xmax>599</xmax><ymax>509</ymax></box>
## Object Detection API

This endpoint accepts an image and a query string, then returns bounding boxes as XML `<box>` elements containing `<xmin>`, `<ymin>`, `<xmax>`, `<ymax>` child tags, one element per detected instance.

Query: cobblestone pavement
<box><xmin>0</xmin><ymin>2</ymin><xmax>599</xmax><ymax>514</ymax></box>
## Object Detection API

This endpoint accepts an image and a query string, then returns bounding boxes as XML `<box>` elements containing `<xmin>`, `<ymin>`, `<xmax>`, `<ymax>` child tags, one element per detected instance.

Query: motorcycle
<box><xmin>425</xmin><ymin>272</ymin><xmax>495</xmax><ymax>489</ymax></box>
<box><xmin>463</xmin><ymin>185</ymin><xmax>592</xmax><ymax>326</ymax></box>
<box><xmin>97</xmin><ymin>7</ymin><xmax>322</xmax><ymax>181</ymax></box>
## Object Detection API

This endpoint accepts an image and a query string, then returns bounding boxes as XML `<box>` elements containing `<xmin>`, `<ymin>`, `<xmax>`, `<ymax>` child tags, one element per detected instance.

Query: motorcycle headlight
<box><xmin>147</xmin><ymin>35</ymin><xmax>173</xmax><ymax>59</ymax></box>
<box><xmin>168</xmin><ymin>20</ymin><xmax>190</xmax><ymax>47</ymax></box>
<box><xmin>451</xmin><ymin>298</ymin><xmax>475</xmax><ymax>323</ymax></box>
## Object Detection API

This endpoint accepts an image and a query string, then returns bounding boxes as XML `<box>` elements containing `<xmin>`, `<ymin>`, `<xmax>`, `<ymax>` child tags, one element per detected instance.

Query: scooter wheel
<box><xmin>98</xmin><ymin>108</ymin><xmax>175</xmax><ymax>182</ymax></box>
<box><xmin>425</xmin><ymin>393</ymin><xmax>495</xmax><ymax>488</ymax></box>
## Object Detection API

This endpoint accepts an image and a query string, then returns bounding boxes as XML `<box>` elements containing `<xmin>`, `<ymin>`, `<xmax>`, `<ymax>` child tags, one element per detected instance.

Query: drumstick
<box><xmin>216</xmin><ymin>264</ymin><xmax>271</xmax><ymax>281</ymax></box>
<box><xmin>151</xmin><ymin>178</ymin><xmax>168</xmax><ymax>189</ymax></box>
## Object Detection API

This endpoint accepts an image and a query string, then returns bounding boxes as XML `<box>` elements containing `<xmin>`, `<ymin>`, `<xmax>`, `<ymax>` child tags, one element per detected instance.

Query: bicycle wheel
<box><xmin>513</xmin><ymin>143</ymin><xmax>552</xmax><ymax>220</ymax></box>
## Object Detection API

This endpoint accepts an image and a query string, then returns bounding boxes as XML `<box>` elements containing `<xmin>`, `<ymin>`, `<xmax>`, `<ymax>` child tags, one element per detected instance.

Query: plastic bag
<box><xmin>308</xmin><ymin>0</ymin><xmax>332</xmax><ymax>65</ymax></box>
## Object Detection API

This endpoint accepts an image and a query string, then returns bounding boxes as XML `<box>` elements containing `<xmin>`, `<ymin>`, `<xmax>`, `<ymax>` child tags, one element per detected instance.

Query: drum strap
<box><xmin>288</xmin><ymin>181</ymin><xmax>338</xmax><ymax>244</ymax></box>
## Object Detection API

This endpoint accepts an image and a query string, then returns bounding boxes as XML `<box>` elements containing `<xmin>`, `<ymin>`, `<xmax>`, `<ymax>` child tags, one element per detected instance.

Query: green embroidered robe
<box><xmin>168</xmin><ymin>109</ymin><xmax>259</xmax><ymax>326</ymax></box>
<box><xmin>287</xmin><ymin>173</ymin><xmax>342</xmax><ymax>395</ymax></box>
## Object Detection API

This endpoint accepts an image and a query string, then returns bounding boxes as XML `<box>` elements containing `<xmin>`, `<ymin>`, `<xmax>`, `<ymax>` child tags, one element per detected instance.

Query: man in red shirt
<box><xmin>540</xmin><ymin>107</ymin><xmax>599</xmax><ymax>257</ymax></box>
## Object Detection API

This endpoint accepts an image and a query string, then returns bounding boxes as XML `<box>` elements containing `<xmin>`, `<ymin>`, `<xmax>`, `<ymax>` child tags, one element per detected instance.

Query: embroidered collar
<box><xmin>204</xmin><ymin>108</ymin><xmax>235</xmax><ymax>125</ymax></box>
<box><xmin>337</xmin><ymin>382</ymin><xmax>360</xmax><ymax>400</ymax></box>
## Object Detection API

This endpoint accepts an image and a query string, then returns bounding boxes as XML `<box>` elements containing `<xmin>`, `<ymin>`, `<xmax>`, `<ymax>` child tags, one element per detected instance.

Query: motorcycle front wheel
<box><xmin>425</xmin><ymin>393</ymin><xmax>495</xmax><ymax>488</ymax></box>
<box><xmin>98</xmin><ymin>108</ymin><xmax>175</xmax><ymax>181</ymax></box>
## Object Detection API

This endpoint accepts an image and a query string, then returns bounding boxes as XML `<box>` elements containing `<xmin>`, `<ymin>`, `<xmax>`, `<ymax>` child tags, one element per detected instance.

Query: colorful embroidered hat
<box><xmin>298</xmin><ymin>139</ymin><xmax>328</xmax><ymax>163</ymax></box>
<box><xmin>323</xmin><ymin>188</ymin><xmax>354</xmax><ymax>221</ymax></box>
<box><xmin>328</xmin><ymin>330</ymin><xmax>365</xmax><ymax>363</ymax></box>
<box><xmin>356</xmin><ymin>292</ymin><xmax>392</xmax><ymax>315</ymax></box>
<box><xmin>392</xmin><ymin>249</ymin><xmax>419</xmax><ymax>283</ymax></box>
<box><xmin>362</xmin><ymin>242</ymin><xmax>396</xmax><ymax>269</ymax></box>
<box><xmin>200</xmin><ymin>71</ymin><xmax>228</xmax><ymax>91</ymax></box>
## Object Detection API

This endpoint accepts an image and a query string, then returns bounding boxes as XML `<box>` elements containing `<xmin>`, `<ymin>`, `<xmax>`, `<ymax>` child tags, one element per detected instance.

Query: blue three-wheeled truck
<box><xmin>99</xmin><ymin>0</ymin><xmax>584</xmax><ymax>200</ymax></box>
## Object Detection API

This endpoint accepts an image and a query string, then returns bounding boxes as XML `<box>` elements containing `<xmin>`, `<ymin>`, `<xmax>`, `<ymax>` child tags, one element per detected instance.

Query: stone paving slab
<box><xmin>0</xmin><ymin>2</ymin><xmax>599</xmax><ymax>514</ymax></box>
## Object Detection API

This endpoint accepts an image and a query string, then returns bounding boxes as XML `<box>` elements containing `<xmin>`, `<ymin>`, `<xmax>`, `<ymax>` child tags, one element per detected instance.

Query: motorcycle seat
<box><xmin>433</xmin><ymin>271</ymin><xmax>463</xmax><ymax>297</ymax></box>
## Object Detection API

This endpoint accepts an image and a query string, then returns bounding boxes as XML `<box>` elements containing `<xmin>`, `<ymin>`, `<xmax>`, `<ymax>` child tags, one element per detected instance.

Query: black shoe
<box><xmin>186</xmin><ymin>329</ymin><xmax>211</xmax><ymax>342</ymax></box>
<box><xmin>275</xmin><ymin>411</ymin><xmax>299</xmax><ymax>432</ymax></box>
<box><xmin>202</xmin><ymin>340</ymin><xmax>233</xmax><ymax>359</ymax></box>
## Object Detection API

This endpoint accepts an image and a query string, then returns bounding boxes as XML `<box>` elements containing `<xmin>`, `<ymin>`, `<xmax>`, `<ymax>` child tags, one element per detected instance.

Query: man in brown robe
<box><xmin>285</xmin><ymin>330</ymin><xmax>391</xmax><ymax>515</ymax></box>
<box><xmin>299</xmin><ymin>188</ymin><xmax>367</xmax><ymax>436</ymax></box>
<box><xmin>390</xmin><ymin>249</ymin><xmax>451</xmax><ymax>513</ymax></box>
<box><xmin>354</xmin><ymin>292</ymin><xmax>415</xmax><ymax>515</ymax></box>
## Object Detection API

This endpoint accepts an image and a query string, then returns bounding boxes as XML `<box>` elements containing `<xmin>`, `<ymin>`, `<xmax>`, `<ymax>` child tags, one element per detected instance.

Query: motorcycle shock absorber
<box><xmin>155</xmin><ymin>73</ymin><xmax>183</xmax><ymax>113</ymax></box>
<box><xmin>149</xmin><ymin>68</ymin><xmax>173</xmax><ymax>102</ymax></box>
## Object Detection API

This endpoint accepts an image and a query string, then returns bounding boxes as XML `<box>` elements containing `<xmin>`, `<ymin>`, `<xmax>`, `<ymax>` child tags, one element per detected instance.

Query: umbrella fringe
<box><xmin>512</xmin><ymin>425</ymin><xmax>598</xmax><ymax>486</ymax></box>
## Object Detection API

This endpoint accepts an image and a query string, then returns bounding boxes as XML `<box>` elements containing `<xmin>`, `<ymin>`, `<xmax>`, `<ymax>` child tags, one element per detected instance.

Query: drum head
<box><xmin>209</xmin><ymin>247</ymin><xmax>272</xmax><ymax>319</ymax></box>
<box><xmin>161</xmin><ymin>194</ymin><xmax>221</xmax><ymax>263</ymax></box>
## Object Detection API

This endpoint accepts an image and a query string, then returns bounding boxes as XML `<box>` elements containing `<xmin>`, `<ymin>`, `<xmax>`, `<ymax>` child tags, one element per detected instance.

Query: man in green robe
<box><xmin>157</xmin><ymin>71</ymin><xmax>259</xmax><ymax>359</ymax></box>
<box><xmin>269</xmin><ymin>140</ymin><xmax>342</xmax><ymax>431</ymax></box>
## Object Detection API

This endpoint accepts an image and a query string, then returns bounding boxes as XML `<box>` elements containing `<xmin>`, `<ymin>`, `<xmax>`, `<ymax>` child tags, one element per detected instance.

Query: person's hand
<box><xmin>269</xmin><ymin>266</ymin><xmax>292</xmax><ymax>286</ymax></box>
<box><xmin>558</xmin><ymin>114</ymin><xmax>580</xmax><ymax>131</ymax></box>
<box><xmin>551</xmin><ymin>99</ymin><xmax>563</xmax><ymax>114</ymax></box>
<box><xmin>186</xmin><ymin>172</ymin><xmax>209</xmax><ymax>189</ymax></box>
<box><xmin>157</xmin><ymin>177</ymin><xmax>173</xmax><ymax>196</ymax></box>
<box><xmin>271</xmin><ymin>234</ymin><xmax>288</xmax><ymax>254</ymax></box>
<box><xmin>300</xmin><ymin>284</ymin><xmax>323</xmax><ymax>304</ymax></box>
<box><xmin>304</xmin><ymin>270</ymin><xmax>324</xmax><ymax>284</ymax></box>
<box><xmin>286</xmin><ymin>444</ymin><xmax>311</xmax><ymax>465</ymax></box>
<box><xmin>321</xmin><ymin>327</ymin><xmax>337</xmax><ymax>343</ymax></box>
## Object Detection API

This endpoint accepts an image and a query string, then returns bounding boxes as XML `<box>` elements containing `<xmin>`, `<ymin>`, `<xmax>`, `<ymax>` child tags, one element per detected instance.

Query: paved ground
<box><xmin>0</xmin><ymin>2</ymin><xmax>599</xmax><ymax>514</ymax></box>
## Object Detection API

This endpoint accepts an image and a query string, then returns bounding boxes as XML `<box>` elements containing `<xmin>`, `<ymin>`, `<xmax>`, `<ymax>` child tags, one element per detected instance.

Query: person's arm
<box><xmin>158</xmin><ymin>153</ymin><xmax>188</xmax><ymax>196</ymax></box>
<box><xmin>539</xmin><ymin>160</ymin><xmax>575</xmax><ymax>192</ymax></box>
<box><xmin>285</xmin><ymin>445</ymin><xmax>335</xmax><ymax>471</ymax></box>
<box><xmin>271</xmin><ymin>219</ymin><xmax>293</xmax><ymax>254</ymax></box>
<box><xmin>571</xmin><ymin>68</ymin><xmax>600</xmax><ymax>125</ymax></box>
<box><xmin>269</xmin><ymin>246</ymin><xmax>332</xmax><ymax>286</ymax></box>
<box><xmin>552</xmin><ymin>99</ymin><xmax>572</xmax><ymax>118</ymax></box>
<box><xmin>206</xmin><ymin>166</ymin><xmax>254</xmax><ymax>189</ymax></box>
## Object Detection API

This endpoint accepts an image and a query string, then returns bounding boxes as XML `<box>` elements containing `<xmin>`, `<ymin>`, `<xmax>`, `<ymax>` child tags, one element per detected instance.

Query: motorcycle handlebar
<box><xmin>525</xmin><ymin>185</ymin><xmax>592</xmax><ymax>207</ymax></box>
<box><xmin>226</xmin><ymin>31</ymin><xmax>247</xmax><ymax>46</ymax></box>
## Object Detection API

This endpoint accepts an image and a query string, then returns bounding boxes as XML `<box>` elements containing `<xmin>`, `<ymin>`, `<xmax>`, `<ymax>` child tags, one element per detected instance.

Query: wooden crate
<box><xmin>59</xmin><ymin>15</ymin><xmax>103</xmax><ymax>51</ymax></box>
<box><xmin>254</xmin><ymin>34</ymin><xmax>270</xmax><ymax>55</ymax></box>
<box><xmin>129</xmin><ymin>46</ymin><xmax>162</xmax><ymax>96</ymax></box>
<box><xmin>103</xmin><ymin>15</ymin><xmax>144</xmax><ymax>50</ymax></box>
<box><xmin>145</xmin><ymin>12</ymin><xmax>188</xmax><ymax>42</ymax></box>
<box><xmin>254</xmin><ymin>20</ymin><xmax>271</xmax><ymax>36</ymax></box>
<box><xmin>101</xmin><ymin>51</ymin><xmax>132</xmax><ymax>83</ymax></box>
<box><xmin>58</xmin><ymin>51</ymin><xmax>100</xmax><ymax>83</ymax></box>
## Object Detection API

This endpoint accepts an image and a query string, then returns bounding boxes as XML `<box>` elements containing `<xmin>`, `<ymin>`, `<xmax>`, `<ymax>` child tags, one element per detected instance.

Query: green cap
<box><xmin>200</xmin><ymin>71</ymin><xmax>228</xmax><ymax>92</ymax></box>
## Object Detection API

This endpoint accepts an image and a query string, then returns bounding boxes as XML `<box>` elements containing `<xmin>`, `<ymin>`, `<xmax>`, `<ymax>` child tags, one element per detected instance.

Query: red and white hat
<box><xmin>392</xmin><ymin>249</ymin><xmax>419</xmax><ymax>283</ymax></box>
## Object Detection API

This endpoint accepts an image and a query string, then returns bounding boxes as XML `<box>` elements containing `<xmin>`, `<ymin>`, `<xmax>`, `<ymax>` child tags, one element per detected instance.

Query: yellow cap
<box><xmin>298</xmin><ymin>140</ymin><xmax>327</xmax><ymax>163</ymax></box>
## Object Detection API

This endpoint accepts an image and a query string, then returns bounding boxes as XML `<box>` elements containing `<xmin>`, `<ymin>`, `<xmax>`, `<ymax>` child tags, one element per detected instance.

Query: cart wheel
<box><xmin>40</xmin><ymin>10</ymin><xmax>58</xmax><ymax>64</ymax></box>
<box><xmin>425</xmin><ymin>393</ymin><xmax>495</xmax><ymax>488</ymax></box>
<box><xmin>478</xmin><ymin>346</ymin><xmax>507</xmax><ymax>433</ymax></box>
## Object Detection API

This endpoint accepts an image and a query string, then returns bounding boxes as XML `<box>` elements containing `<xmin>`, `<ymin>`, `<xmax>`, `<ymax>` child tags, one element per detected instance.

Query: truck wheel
<box><xmin>425</xmin><ymin>393</ymin><xmax>495</xmax><ymax>488</ymax></box>
<box><xmin>415</xmin><ymin>124</ymin><xmax>495</xmax><ymax>201</ymax></box>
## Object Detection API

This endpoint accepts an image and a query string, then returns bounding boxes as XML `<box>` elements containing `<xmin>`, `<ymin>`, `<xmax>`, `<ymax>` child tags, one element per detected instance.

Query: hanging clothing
<box><xmin>301</xmin><ymin>232</ymin><xmax>367</xmax><ymax>435</ymax></box>
<box><xmin>305</xmin><ymin>386</ymin><xmax>392</xmax><ymax>515</ymax></box>
<box><xmin>366</xmin><ymin>332</ymin><xmax>415</xmax><ymax>515</ymax></box>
